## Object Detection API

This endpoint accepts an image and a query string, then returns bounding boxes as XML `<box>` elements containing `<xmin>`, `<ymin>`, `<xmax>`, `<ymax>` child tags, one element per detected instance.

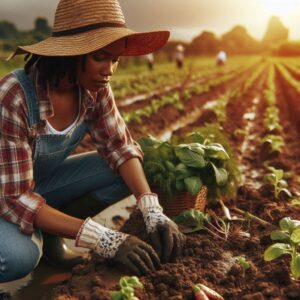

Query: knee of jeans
<box><xmin>0</xmin><ymin>242</ymin><xmax>41</xmax><ymax>282</ymax></box>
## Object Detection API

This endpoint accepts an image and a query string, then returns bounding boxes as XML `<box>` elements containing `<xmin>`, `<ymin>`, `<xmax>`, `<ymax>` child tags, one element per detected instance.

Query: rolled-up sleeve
<box><xmin>86</xmin><ymin>85</ymin><xmax>143</xmax><ymax>170</ymax></box>
<box><xmin>0</xmin><ymin>76</ymin><xmax>45</xmax><ymax>234</ymax></box>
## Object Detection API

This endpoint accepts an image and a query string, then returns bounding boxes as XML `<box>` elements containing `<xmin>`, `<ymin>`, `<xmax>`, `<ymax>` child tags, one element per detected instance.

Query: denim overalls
<box><xmin>0</xmin><ymin>70</ymin><xmax>130</xmax><ymax>282</ymax></box>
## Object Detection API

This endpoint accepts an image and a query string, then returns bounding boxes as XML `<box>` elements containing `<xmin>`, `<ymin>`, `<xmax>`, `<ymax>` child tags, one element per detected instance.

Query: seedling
<box><xmin>173</xmin><ymin>209</ymin><xmax>230</xmax><ymax>240</ymax></box>
<box><xmin>261</xmin><ymin>134</ymin><xmax>284</xmax><ymax>153</ymax></box>
<box><xmin>264</xmin><ymin>217</ymin><xmax>300</xmax><ymax>279</ymax></box>
<box><xmin>290</xmin><ymin>199</ymin><xmax>300</xmax><ymax>207</ymax></box>
<box><xmin>109</xmin><ymin>276</ymin><xmax>143</xmax><ymax>300</ymax></box>
<box><xmin>235</xmin><ymin>256</ymin><xmax>251</xmax><ymax>270</ymax></box>
<box><xmin>263</xmin><ymin>166</ymin><xmax>292</xmax><ymax>199</ymax></box>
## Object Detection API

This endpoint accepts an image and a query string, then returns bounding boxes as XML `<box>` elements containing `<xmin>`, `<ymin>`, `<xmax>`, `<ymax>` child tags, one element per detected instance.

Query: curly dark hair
<box><xmin>24</xmin><ymin>54</ymin><xmax>86</xmax><ymax>87</ymax></box>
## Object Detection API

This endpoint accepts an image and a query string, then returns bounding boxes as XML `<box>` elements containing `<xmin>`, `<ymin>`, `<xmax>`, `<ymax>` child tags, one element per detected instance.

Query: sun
<box><xmin>260</xmin><ymin>0</ymin><xmax>300</xmax><ymax>14</ymax></box>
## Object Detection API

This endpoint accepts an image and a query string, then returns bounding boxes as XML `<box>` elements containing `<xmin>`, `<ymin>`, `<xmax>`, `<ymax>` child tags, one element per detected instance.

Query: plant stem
<box><xmin>232</xmin><ymin>207</ymin><xmax>275</xmax><ymax>228</ymax></box>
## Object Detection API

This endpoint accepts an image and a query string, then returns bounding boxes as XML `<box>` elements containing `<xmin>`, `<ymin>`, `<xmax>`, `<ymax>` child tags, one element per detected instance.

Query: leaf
<box><xmin>126</xmin><ymin>276</ymin><xmax>143</xmax><ymax>289</ymax></box>
<box><xmin>291</xmin><ymin>227</ymin><xmax>300</xmax><ymax>244</ymax></box>
<box><xmin>174</xmin><ymin>163</ymin><xmax>194</xmax><ymax>180</ymax></box>
<box><xmin>184</xmin><ymin>176</ymin><xmax>202</xmax><ymax>196</ymax></box>
<box><xmin>158</xmin><ymin>142</ymin><xmax>176</xmax><ymax>161</ymax></box>
<box><xmin>290</xmin><ymin>199</ymin><xmax>300</xmax><ymax>206</ymax></box>
<box><xmin>263</xmin><ymin>243</ymin><xmax>291</xmax><ymax>261</ymax></box>
<box><xmin>204</xmin><ymin>143</ymin><xmax>230</xmax><ymax>160</ymax></box>
<box><xmin>270</xmin><ymin>230</ymin><xmax>290</xmax><ymax>242</ymax></box>
<box><xmin>175</xmin><ymin>146</ymin><xmax>206</xmax><ymax>168</ymax></box>
<box><xmin>173</xmin><ymin>209</ymin><xmax>210</xmax><ymax>233</ymax></box>
<box><xmin>209</xmin><ymin>162</ymin><xmax>228</xmax><ymax>186</ymax></box>
<box><xmin>278</xmin><ymin>188</ymin><xmax>292</xmax><ymax>198</ymax></box>
<box><xmin>175</xmin><ymin>179</ymin><xmax>185</xmax><ymax>191</ymax></box>
<box><xmin>138</xmin><ymin>135</ymin><xmax>161</xmax><ymax>150</ymax></box>
<box><xmin>291</xmin><ymin>254</ymin><xmax>300</xmax><ymax>279</ymax></box>
<box><xmin>280</xmin><ymin>217</ymin><xmax>300</xmax><ymax>233</ymax></box>
<box><xmin>109</xmin><ymin>291</ymin><xmax>123</xmax><ymax>300</ymax></box>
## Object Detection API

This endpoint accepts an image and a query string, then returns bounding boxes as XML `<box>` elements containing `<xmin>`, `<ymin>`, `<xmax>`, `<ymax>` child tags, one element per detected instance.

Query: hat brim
<box><xmin>9</xmin><ymin>28</ymin><xmax>170</xmax><ymax>58</ymax></box>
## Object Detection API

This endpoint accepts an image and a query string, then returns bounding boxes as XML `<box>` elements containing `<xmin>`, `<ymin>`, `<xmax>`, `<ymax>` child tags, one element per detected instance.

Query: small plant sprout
<box><xmin>109</xmin><ymin>276</ymin><xmax>143</xmax><ymax>300</ymax></box>
<box><xmin>173</xmin><ymin>209</ymin><xmax>230</xmax><ymax>240</ymax></box>
<box><xmin>290</xmin><ymin>199</ymin><xmax>300</xmax><ymax>207</ymax></box>
<box><xmin>193</xmin><ymin>283</ymin><xmax>224</xmax><ymax>300</ymax></box>
<box><xmin>235</xmin><ymin>256</ymin><xmax>251</xmax><ymax>271</ymax></box>
<box><xmin>263</xmin><ymin>166</ymin><xmax>292</xmax><ymax>199</ymax></box>
<box><xmin>264</xmin><ymin>217</ymin><xmax>300</xmax><ymax>279</ymax></box>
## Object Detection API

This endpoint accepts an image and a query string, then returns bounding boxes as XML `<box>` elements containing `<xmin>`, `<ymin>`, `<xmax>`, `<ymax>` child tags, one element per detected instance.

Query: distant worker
<box><xmin>216</xmin><ymin>50</ymin><xmax>227</xmax><ymax>66</ymax></box>
<box><xmin>144</xmin><ymin>53</ymin><xmax>154</xmax><ymax>71</ymax></box>
<box><xmin>175</xmin><ymin>44</ymin><xmax>184</xmax><ymax>69</ymax></box>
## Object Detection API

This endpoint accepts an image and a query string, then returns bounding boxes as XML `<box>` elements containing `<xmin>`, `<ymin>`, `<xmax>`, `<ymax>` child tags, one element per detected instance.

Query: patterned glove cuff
<box><xmin>75</xmin><ymin>217</ymin><xmax>128</xmax><ymax>258</ymax></box>
<box><xmin>137</xmin><ymin>193</ymin><xmax>163</xmax><ymax>213</ymax></box>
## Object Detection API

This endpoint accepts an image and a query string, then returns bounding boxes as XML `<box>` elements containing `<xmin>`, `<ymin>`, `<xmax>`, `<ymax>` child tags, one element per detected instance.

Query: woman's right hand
<box><xmin>76</xmin><ymin>218</ymin><xmax>160</xmax><ymax>275</ymax></box>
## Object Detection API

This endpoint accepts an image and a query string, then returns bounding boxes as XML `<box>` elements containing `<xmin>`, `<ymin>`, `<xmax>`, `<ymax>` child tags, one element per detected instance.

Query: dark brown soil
<box><xmin>45</xmin><ymin>62</ymin><xmax>300</xmax><ymax>299</ymax></box>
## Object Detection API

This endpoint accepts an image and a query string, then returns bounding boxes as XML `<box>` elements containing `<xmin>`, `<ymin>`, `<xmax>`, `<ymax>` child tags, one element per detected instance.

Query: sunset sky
<box><xmin>1</xmin><ymin>0</ymin><xmax>300</xmax><ymax>42</ymax></box>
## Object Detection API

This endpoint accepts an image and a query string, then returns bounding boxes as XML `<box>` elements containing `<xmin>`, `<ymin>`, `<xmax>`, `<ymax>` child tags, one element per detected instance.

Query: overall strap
<box><xmin>12</xmin><ymin>69</ymin><xmax>40</xmax><ymax>128</ymax></box>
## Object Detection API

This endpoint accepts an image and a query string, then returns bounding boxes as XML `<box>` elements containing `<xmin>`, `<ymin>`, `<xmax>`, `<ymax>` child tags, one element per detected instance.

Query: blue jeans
<box><xmin>0</xmin><ymin>151</ymin><xmax>130</xmax><ymax>282</ymax></box>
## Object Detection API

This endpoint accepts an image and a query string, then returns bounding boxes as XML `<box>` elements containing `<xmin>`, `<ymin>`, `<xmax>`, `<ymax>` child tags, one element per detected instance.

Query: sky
<box><xmin>1</xmin><ymin>0</ymin><xmax>300</xmax><ymax>42</ymax></box>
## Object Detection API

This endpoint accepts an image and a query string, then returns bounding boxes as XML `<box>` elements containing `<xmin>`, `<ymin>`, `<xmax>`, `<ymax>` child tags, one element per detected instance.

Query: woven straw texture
<box><xmin>153</xmin><ymin>186</ymin><xmax>208</xmax><ymax>218</ymax></box>
<box><xmin>11</xmin><ymin>0</ymin><xmax>170</xmax><ymax>57</ymax></box>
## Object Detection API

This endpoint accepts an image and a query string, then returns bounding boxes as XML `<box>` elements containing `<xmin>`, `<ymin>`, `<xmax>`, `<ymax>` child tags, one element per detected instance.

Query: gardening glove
<box><xmin>137</xmin><ymin>193</ymin><xmax>186</xmax><ymax>263</ymax></box>
<box><xmin>76</xmin><ymin>218</ymin><xmax>160</xmax><ymax>275</ymax></box>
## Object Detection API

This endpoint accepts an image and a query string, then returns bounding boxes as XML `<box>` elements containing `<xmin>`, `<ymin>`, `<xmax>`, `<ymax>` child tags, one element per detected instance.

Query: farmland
<box><xmin>42</xmin><ymin>55</ymin><xmax>300</xmax><ymax>299</ymax></box>
<box><xmin>1</xmin><ymin>55</ymin><xmax>300</xmax><ymax>299</ymax></box>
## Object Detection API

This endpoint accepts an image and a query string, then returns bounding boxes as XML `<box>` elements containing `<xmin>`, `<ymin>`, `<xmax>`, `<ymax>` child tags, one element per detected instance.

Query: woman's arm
<box><xmin>118</xmin><ymin>157</ymin><xmax>151</xmax><ymax>198</ymax></box>
<box><xmin>34</xmin><ymin>204</ymin><xmax>84</xmax><ymax>239</ymax></box>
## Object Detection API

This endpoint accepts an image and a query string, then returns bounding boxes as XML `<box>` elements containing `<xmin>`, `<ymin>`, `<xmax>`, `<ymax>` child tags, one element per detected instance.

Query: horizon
<box><xmin>0</xmin><ymin>0</ymin><xmax>300</xmax><ymax>42</ymax></box>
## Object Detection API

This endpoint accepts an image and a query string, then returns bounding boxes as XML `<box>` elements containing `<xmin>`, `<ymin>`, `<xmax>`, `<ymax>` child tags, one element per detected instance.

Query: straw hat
<box><xmin>10</xmin><ymin>0</ymin><xmax>170</xmax><ymax>58</ymax></box>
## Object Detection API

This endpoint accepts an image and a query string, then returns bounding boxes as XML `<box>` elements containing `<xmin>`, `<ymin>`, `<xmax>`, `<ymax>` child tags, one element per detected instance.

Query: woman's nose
<box><xmin>101</xmin><ymin>60</ymin><xmax>114</xmax><ymax>76</ymax></box>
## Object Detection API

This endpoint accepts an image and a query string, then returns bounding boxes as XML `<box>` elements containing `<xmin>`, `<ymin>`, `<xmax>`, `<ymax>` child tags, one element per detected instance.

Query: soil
<box><xmin>44</xmin><ymin>62</ymin><xmax>300</xmax><ymax>299</ymax></box>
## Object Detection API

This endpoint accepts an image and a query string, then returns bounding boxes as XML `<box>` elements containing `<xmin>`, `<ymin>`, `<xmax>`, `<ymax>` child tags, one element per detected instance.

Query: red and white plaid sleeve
<box><xmin>86</xmin><ymin>84</ymin><xmax>143</xmax><ymax>171</ymax></box>
<box><xmin>0</xmin><ymin>74</ymin><xmax>45</xmax><ymax>234</ymax></box>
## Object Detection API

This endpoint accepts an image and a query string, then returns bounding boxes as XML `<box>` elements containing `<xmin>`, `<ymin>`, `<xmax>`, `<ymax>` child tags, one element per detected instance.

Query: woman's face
<box><xmin>77</xmin><ymin>38</ymin><xmax>126</xmax><ymax>92</ymax></box>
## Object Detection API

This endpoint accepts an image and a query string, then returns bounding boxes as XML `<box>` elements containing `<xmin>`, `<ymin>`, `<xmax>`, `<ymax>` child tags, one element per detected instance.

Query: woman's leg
<box><xmin>0</xmin><ymin>218</ymin><xmax>42</xmax><ymax>282</ymax></box>
<box><xmin>34</xmin><ymin>151</ymin><xmax>131</xmax><ymax>208</ymax></box>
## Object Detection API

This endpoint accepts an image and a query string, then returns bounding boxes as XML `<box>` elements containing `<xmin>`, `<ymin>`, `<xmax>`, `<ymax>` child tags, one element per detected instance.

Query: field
<box><xmin>2</xmin><ymin>55</ymin><xmax>300</xmax><ymax>299</ymax></box>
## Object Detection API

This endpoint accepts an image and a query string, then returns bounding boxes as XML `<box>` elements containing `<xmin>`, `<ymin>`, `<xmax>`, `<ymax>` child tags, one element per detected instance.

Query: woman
<box><xmin>0</xmin><ymin>0</ymin><xmax>185</xmax><ymax>282</ymax></box>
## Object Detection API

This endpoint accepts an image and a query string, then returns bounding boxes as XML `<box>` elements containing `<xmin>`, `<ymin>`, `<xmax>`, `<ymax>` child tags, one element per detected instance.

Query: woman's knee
<box><xmin>0</xmin><ymin>231</ymin><xmax>42</xmax><ymax>282</ymax></box>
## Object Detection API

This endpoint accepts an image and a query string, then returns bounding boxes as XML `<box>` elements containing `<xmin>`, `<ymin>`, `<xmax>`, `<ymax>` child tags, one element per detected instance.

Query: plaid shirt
<box><xmin>0</xmin><ymin>70</ymin><xmax>143</xmax><ymax>234</ymax></box>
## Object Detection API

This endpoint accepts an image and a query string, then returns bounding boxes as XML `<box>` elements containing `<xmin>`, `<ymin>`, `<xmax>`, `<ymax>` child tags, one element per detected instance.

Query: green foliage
<box><xmin>264</xmin><ymin>217</ymin><xmax>300</xmax><ymax>279</ymax></box>
<box><xmin>173</xmin><ymin>124</ymin><xmax>241</xmax><ymax>202</ymax></box>
<box><xmin>261</xmin><ymin>134</ymin><xmax>284</xmax><ymax>153</ymax></box>
<box><xmin>109</xmin><ymin>276</ymin><xmax>143</xmax><ymax>300</ymax></box>
<box><xmin>263</xmin><ymin>166</ymin><xmax>292</xmax><ymax>199</ymax></box>
<box><xmin>235</xmin><ymin>256</ymin><xmax>251</xmax><ymax>270</ymax></box>
<box><xmin>173</xmin><ymin>209</ymin><xmax>211</xmax><ymax>233</ymax></box>
<box><xmin>139</xmin><ymin>131</ymin><xmax>233</xmax><ymax>202</ymax></box>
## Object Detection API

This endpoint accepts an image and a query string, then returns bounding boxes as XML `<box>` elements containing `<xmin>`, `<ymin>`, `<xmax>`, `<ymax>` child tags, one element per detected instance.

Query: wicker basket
<box><xmin>152</xmin><ymin>186</ymin><xmax>208</xmax><ymax>217</ymax></box>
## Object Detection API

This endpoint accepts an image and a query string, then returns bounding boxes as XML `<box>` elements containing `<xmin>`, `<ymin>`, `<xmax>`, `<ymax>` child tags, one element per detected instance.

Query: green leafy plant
<box><xmin>139</xmin><ymin>132</ymin><xmax>231</xmax><ymax>202</ymax></box>
<box><xmin>109</xmin><ymin>276</ymin><xmax>143</xmax><ymax>300</ymax></box>
<box><xmin>261</xmin><ymin>134</ymin><xmax>284</xmax><ymax>153</ymax></box>
<box><xmin>173</xmin><ymin>209</ymin><xmax>230</xmax><ymax>240</ymax></box>
<box><xmin>264</xmin><ymin>217</ymin><xmax>300</xmax><ymax>279</ymax></box>
<box><xmin>263</xmin><ymin>166</ymin><xmax>292</xmax><ymax>199</ymax></box>
<box><xmin>235</xmin><ymin>256</ymin><xmax>251</xmax><ymax>270</ymax></box>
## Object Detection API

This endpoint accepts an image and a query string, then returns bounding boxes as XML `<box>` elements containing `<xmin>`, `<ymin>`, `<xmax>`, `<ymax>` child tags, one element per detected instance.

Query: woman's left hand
<box><xmin>137</xmin><ymin>193</ymin><xmax>186</xmax><ymax>263</ymax></box>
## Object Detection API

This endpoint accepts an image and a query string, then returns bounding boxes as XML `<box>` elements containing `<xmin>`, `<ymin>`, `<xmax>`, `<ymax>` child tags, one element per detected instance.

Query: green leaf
<box><xmin>264</xmin><ymin>243</ymin><xmax>291</xmax><ymax>261</ymax></box>
<box><xmin>290</xmin><ymin>199</ymin><xmax>300</xmax><ymax>206</ymax></box>
<box><xmin>173</xmin><ymin>209</ymin><xmax>210</xmax><ymax>233</ymax></box>
<box><xmin>291</xmin><ymin>227</ymin><xmax>300</xmax><ymax>244</ymax></box>
<box><xmin>209</xmin><ymin>162</ymin><xmax>228</xmax><ymax>186</ymax></box>
<box><xmin>278</xmin><ymin>188</ymin><xmax>292</xmax><ymax>198</ymax></box>
<box><xmin>158</xmin><ymin>142</ymin><xmax>176</xmax><ymax>161</ymax></box>
<box><xmin>204</xmin><ymin>143</ymin><xmax>230</xmax><ymax>160</ymax></box>
<box><xmin>109</xmin><ymin>291</ymin><xmax>123</xmax><ymax>300</ymax></box>
<box><xmin>291</xmin><ymin>254</ymin><xmax>300</xmax><ymax>279</ymax></box>
<box><xmin>175</xmin><ymin>146</ymin><xmax>206</xmax><ymax>168</ymax></box>
<box><xmin>174</xmin><ymin>163</ymin><xmax>194</xmax><ymax>180</ymax></box>
<box><xmin>280</xmin><ymin>217</ymin><xmax>300</xmax><ymax>233</ymax></box>
<box><xmin>184</xmin><ymin>176</ymin><xmax>202</xmax><ymax>196</ymax></box>
<box><xmin>175</xmin><ymin>179</ymin><xmax>185</xmax><ymax>191</ymax></box>
<box><xmin>164</xmin><ymin>160</ymin><xmax>176</xmax><ymax>172</ymax></box>
<box><xmin>270</xmin><ymin>230</ymin><xmax>290</xmax><ymax>242</ymax></box>
<box><xmin>126</xmin><ymin>276</ymin><xmax>143</xmax><ymax>289</ymax></box>
<box><xmin>138</xmin><ymin>135</ymin><xmax>161</xmax><ymax>150</ymax></box>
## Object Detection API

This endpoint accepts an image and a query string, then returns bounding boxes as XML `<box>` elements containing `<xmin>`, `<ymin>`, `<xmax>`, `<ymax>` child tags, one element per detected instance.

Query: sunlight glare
<box><xmin>260</xmin><ymin>0</ymin><xmax>299</xmax><ymax>14</ymax></box>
